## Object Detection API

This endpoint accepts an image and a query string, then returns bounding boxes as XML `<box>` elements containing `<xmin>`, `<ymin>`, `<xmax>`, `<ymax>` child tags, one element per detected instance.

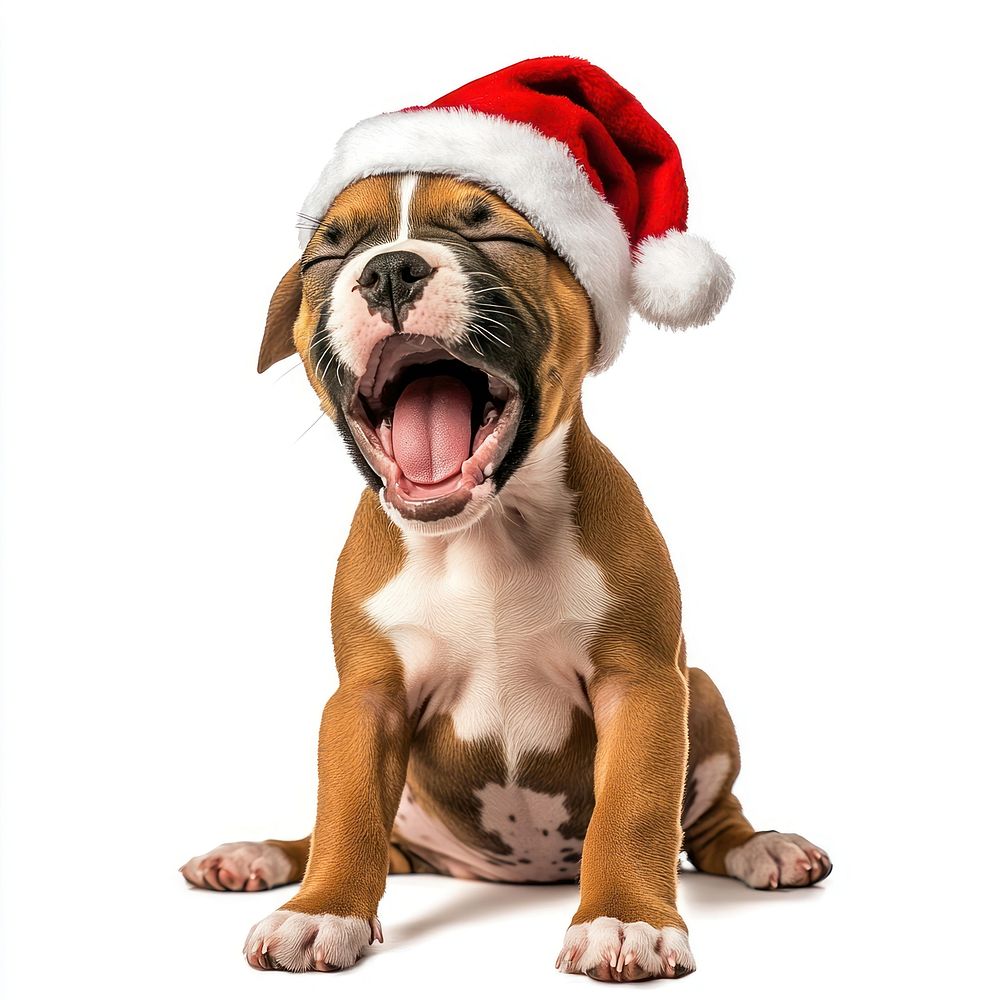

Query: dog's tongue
<box><xmin>391</xmin><ymin>375</ymin><xmax>473</xmax><ymax>485</ymax></box>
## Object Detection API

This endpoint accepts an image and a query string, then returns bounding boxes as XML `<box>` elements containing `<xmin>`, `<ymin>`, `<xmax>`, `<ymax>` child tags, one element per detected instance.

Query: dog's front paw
<box><xmin>556</xmin><ymin>917</ymin><xmax>695</xmax><ymax>982</ymax></box>
<box><xmin>725</xmin><ymin>831</ymin><xmax>832</xmax><ymax>889</ymax></box>
<box><xmin>179</xmin><ymin>841</ymin><xmax>293</xmax><ymax>891</ymax></box>
<box><xmin>244</xmin><ymin>910</ymin><xmax>381</xmax><ymax>972</ymax></box>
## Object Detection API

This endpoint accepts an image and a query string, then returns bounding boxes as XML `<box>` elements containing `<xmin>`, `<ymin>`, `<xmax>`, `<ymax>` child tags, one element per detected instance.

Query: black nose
<box><xmin>357</xmin><ymin>251</ymin><xmax>434</xmax><ymax>330</ymax></box>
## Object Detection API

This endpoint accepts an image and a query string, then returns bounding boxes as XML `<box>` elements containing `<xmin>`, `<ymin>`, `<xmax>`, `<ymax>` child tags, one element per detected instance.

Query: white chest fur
<box><xmin>364</xmin><ymin>424</ymin><xmax>612</xmax><ymax>773</ymax></box>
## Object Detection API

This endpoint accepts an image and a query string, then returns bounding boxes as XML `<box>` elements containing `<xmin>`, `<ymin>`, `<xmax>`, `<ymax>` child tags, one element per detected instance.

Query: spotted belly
<box><xmin>393</xmin><ymin>781</ymin><xmax>586</xmax><ymax>882</ymax></box>
<box><xmin>392</xmin><ymin>709</ymin><xmax>596</xmax><ymax>883</ymax></box>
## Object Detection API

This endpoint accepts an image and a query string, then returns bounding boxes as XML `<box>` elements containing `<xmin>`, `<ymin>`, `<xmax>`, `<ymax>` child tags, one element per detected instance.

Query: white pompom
<box><xmin>630</xmin><ymin>231</ymin><xmax>734</xmax><ymax>330</ymax></box>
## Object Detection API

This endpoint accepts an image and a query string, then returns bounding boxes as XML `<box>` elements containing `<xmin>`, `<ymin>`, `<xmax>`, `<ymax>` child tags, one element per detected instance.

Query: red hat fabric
<box><xmin>298</xmin><ymin>56</ymin><xmax>733</xmax><ymax>371</ymax></box>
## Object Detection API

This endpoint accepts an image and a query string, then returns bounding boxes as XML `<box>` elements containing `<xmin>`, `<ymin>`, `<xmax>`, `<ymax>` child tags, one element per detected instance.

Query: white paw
<box><xmin>725</xmin><ymin>831</ymin><xmax>833</xmax><ymax>889</ymax></box>
<box><xmin>179</xmin><ymin>841</ymin><xmax>293</xmax><ymax>892</ymax></box>
<box><xmin>556</xmin><ymin>917</ymin><xmax>695</xmax><ymax>982</ymax></box>
<box><xmin>244</xmin><ymin>910</ymin><xmax>380</xmax><ymax>972</ymax></box>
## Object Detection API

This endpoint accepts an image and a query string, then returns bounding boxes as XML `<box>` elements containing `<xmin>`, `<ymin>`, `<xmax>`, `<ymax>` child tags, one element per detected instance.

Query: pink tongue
<box><xmin>391</xmin><ymin>375</ymin><xmax>473</xmax><ymax>485</ymax></box>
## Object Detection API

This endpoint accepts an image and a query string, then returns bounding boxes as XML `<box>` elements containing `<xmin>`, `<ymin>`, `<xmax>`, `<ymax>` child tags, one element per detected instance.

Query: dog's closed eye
<box><xmin>462</xmin><ymin>202</ymin><xmax>493</xmax><ymax>226</ymax></box>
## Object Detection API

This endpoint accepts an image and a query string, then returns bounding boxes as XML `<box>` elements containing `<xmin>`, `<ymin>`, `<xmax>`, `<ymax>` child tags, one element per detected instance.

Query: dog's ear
<box><xmin>257</xmin><ymin>262</ymin><xmax>303</xmax><ymax>374</ymax></box>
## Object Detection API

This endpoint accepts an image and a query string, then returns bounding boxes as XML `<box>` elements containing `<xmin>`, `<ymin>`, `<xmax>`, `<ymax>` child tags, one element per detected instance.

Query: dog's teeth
<box><xmin>487</xmin><ymin>376</ymin><xmax>509</xmax><ymax>401</ymax></box>
<box><xmin>377</xmin><ymin>417</ymin><xmax>394</xmax><ymax>457</ymax></box>
<box><xmin>482</xmin><ymin>403</ymin><xmax>498</xmax><ymax>425</ymax></box>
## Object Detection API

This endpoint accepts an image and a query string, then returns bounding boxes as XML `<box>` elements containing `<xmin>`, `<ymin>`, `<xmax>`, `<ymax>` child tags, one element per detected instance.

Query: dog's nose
<box><xmin>357</xmin><ymin>251</ymin><xmax>434</xmax><ymax>330</ymax></box>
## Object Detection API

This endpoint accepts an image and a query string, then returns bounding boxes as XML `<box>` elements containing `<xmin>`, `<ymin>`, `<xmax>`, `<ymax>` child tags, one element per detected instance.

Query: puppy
<box><xmin>181</xmin><ymin>171</ymin><xmax>831</xmax><ymax>981</ymax></box>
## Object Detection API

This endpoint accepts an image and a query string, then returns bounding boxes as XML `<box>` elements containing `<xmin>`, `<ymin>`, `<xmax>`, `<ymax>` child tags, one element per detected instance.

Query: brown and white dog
<box><xmin>180</xmin><ymin>172</ymin><xmax>831</xmax><ymax>981</ymax></box>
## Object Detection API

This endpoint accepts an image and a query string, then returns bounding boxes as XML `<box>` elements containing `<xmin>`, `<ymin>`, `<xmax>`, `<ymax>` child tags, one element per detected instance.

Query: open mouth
<box><xmin>345</xmin><ymin>335</ymin><xmax>522</xmax><ymax>520</ymax></box>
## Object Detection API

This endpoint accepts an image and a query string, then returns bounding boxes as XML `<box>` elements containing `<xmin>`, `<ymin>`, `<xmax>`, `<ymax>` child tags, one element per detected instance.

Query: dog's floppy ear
<box><xmin>257</xmin><ymin>262</ymin><xmax>303</xmax><ymax>374</ymax></box>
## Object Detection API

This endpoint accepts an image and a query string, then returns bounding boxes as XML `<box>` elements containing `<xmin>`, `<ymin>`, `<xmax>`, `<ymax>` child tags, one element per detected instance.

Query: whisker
<box><xmin>470</xmin><ymin>311</ymin><xmax>513</xmax><ymax>333</ymax></box>
<box><xmin>470</xmin><ymin>304</ymin><xmax>521</xmax><ymax>321</ymax></box>
<box><xmin>469</xmin><ymin>324</ymin><xmax>506</xmax><ymax>343</ymax></box>
<box><xmin>295</xmin><ymin>412</ymin><xmax>327</xmax><ymax>442</ymax></box>
<box><xmin>467</xmin><ymin>321</ymin><xmax>500</xmax><ymax>343</ymax></box>
<box><xmin>274</xmin><ymin>357</ymin><xmax>305</xmax><ymax>382</ymax></box>
<box><xmin>474</xmin><ymin>302</ymin><xmax>521</xmax><ymax>314</ymax></box>
<box><xmin>468</xmin><ymin>321</ymin><xmax>510</xmax><ymax>349</ymax></box>
<box><xmin>313</xmin><ymin>342</ymin><xmax>335</xmax><ymax>378</ymax></box>
<box><xmin>310</xmin><ymin>333</ymin><xmax>335</xmax><ymax>379</ymax></box>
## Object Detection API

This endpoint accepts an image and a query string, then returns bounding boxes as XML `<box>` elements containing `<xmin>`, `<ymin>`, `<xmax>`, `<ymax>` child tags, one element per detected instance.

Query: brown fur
<box><xmin>258</xmin><ymin>417</ymin><xmax>758</xmax><ymax>927</ymax></box>
<box><xmin>182</xmin><ymin>173</ymin><xmax>830</xmax><ymax>978</ymax></box>
<box><xmin>269</xmin><ymin>181</ymin><xmax>742</xmax><ymax>926</ymax></box>
<box><xmin>257</xmin><ymin>262</ymin><xmax>302</xmax><ymax>374</ymax></box>
<box><xmin>564</xmin><ymin>416</ymin><xmax>689</xmax><ymax>929</ymax></box>
<box><xmin>282</xmin><ymin>492</ymin><xmax>410</xmax><ymax>916</ymax></box>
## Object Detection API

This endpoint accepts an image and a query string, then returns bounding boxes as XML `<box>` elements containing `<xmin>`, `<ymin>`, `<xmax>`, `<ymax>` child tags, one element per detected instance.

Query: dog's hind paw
<box><xmin>179</xmin><ymin>841</ymin><xmax>293</xmax><ymax>892</ymax></box>
<box><xmin>725</xmin><ymin>831</ymin><xmax>832</xmax><ymax>889</ymax></box>
<box><xmin>244</xmin><ymin>910</ymin><xmax>379</xmax><ymax>972</ymax></box>
<box><xmin>556</xmin><ymin>917</ymin><xmax>695</xmax><ymax>982</ymax></box>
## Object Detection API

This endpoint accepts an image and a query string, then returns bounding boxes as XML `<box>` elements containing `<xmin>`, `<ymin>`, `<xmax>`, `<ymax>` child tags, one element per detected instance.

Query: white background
<box><xmin>1</xmin><ymin>2</ymin><xmax>997</xmax><ymax>997</ymax></box>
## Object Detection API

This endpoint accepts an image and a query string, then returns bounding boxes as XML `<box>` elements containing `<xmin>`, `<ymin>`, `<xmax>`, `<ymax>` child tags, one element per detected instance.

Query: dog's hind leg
<box><xmin>180</xmin><ymin>836</ymin><xmax>311</xmax><ymax>891</ymax></box>
<box><xmin>180</xmin><ymin>834</ymin><xmax>420</xmax><ymax>890</ymax></box>
<box><xmin>387</xmin><ymin>840</ymin><xmax>436</xmax><ymax>874</ymax></box>
<box><xmin>683</xmin><ymin>668</ymin><xmax>832</xmax><ymax>889</ymax></box>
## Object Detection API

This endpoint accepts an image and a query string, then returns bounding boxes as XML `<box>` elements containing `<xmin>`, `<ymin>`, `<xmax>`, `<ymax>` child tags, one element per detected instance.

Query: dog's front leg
<box><xmin>244</xmin><ymin>674</ymin><xmax>411</xmax><ymax>973</ymax></box>
<box><xmin>557</xmin><ymin>648</ymin><xmax>694</xmax><ymax>982</ymax></box>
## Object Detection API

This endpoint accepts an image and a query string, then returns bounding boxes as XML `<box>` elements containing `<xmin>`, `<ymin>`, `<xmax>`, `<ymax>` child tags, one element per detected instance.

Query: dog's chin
<box><xmin>343</xmin><ymin>334</ymin><xmax>522</xmax><ymax>532</ymax></box>
<box><xmin>379</xmin><ymin>480</ymin><xmax>498</xmax><ymax>537</ymax></box>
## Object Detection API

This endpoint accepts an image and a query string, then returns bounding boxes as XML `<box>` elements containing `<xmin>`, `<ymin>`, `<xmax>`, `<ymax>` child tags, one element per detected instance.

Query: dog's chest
<box><xmin>364</xmin><ymin>432</ymin><xmax>613</xmax><ymax>881</ymax></box>
<box><xmin>364</xmin><ymin>482</ymin><xmax>611</xmax><ymax>771</ymax></box>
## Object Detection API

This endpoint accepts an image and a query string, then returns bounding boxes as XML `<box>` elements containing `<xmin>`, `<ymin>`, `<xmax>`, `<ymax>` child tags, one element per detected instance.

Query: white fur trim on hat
<box><xmin>630</xmin><ymin>231</ymin><xmax>734</xmax><ymax>331</ymax></box>
<box><xmin>298</xmin><ymin>107</ymin><xmax>632</xmax><ymax>371</ymax></box>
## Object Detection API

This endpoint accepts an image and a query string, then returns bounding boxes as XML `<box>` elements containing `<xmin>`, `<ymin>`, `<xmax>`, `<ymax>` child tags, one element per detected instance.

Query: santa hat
<box><xmin>298</xmin><ymin>56</ymin><xmax>733</xmax><ymax>372</ymax></box>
